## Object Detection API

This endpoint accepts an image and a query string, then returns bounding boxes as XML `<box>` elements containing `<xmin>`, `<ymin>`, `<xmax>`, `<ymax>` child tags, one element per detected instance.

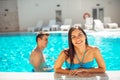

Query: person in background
<box><xmin>30</xmin><ymin>32</ymin><xmax>53</xmax><ymax>72</ymax></box>
<box><xmin>54</xmin><ymin>26</ymin><xmax>106</xmax><ymax>75</ymax></box>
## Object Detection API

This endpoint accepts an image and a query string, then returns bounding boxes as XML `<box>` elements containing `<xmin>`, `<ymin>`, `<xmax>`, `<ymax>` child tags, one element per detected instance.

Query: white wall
<box><xmin>0</xmin><ymin>0</ymin><xmax>17</xmax><ymax>12</ymax></box>
<box><xmin>17</xmin><ymin>0</ymin><xmax>120</xmax><ymax>31</ymax></box>
<box><xmin>17</xmin><ymin>0</ymin><xmax>60</xmax><ymax>31</ymax></box>
<box><xmin>0</xmin><ymin>0</ymin><xmax>19</xmax><ymax>32</ymax></box>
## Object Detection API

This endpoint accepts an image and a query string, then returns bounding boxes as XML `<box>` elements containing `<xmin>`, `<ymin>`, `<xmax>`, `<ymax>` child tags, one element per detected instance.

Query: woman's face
<box><xmin>71</xmin><ymin>29</ymin><xmax>86</xmax><ymax>47</ymax></box>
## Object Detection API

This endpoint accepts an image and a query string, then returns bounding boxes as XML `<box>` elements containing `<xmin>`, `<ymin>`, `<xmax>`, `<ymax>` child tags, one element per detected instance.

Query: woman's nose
<box><xmin>76</xmin><ymin>36</ymin><xmax>81</xmax><ymax>39</ymax></box>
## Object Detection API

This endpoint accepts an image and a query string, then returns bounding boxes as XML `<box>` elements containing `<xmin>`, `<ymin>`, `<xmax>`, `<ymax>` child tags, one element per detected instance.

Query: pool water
<box><xmin>0</xmin><ymin>32</ymin><xmax>120</xmax><ymax>72</ymax></box>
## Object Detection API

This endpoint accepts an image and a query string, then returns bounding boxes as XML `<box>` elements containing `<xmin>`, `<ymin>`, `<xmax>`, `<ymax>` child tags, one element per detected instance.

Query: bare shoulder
<box><xmin>59</xmin><ymin>49</ymin><xmax>69</xmax><ymax>58</ymax></box>
<box><xmin>88</xmin><ymin>46</ymin><xmax>102</xmax><ymax>57</ymax></box>
<box><xmin>60</xmin><ymin>50</ymin><xmax>66</xmax><ymax>56</ymax></box>
<box><xmin>87</xmin><ymin>46</ymin><xmax>99</xmax><ymax>51</ymax></box>
<box><xmin>30</xmin><ymin>50</ymin><xmax>40</xmax><ymax>62</ymax></box>
<box><xmin>55</xmin><ymin>49</ymin><xmax>69</xmax><ymax>65</ymax></box>
<box><xmin>92</xmin><ymin>46</ymin><xmax>100</xmax><ymax>52</ymax></box>
<box><xmin>87</xmin><ymin>46</ymin><xmax>100</xmax><ymax>55</ymax></box>
<box><xmin>30</xmin><ymin>50</ymin><xmax>38</xmax><ymax>57</ymax></box>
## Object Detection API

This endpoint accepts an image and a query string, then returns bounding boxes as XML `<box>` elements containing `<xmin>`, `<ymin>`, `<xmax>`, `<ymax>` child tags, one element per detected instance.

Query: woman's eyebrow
<box><xmin>79</xmin><ymin>31</ymin><xmax>83</xmax><ymax>33</ymax></box>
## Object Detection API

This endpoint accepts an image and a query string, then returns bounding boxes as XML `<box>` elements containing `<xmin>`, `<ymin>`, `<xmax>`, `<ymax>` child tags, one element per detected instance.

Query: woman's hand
<box><xmin>74</xmin><ymin>69</ymin><xmax>93</xmax><ymax>77</ymax></box>
<box><xmin>69</xmin><ymin>69</ymin><xmax>88</xmax><ymax>75</ymax></box>
<box><xmin>77</xmin><ymin>68</ymin><xmax>88</xmax><ymax>73</ymax></box>
<box><xmin>68</xmin><ymin>69</ymin><xmax>87</xmax><ymax>75</ymax></box>
<box><xmin>68</xmin><ymin>70</ymin><xmax>78</xmax><ymax>76</ymax></box>
<box><xmin>68</xmin><ymin>69</ymin><xmax>90</xmax><ymax>76</ymax></box>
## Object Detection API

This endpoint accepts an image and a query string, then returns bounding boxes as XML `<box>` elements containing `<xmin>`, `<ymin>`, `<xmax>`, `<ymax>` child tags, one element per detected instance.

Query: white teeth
<box><xmin>76</xmin><ymin>41</ymin><xmax>82</xmax><ymax>44</ymax></box>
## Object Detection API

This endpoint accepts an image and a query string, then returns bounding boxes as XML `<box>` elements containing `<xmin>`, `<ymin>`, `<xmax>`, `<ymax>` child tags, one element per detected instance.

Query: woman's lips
<box><xmin>76</xmin><ymin>41</ymin><xmax>82</xmax><ymax>44</ymax></box>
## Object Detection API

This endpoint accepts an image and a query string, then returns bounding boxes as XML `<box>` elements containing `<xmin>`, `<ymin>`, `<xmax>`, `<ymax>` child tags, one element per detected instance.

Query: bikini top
<box><xmin>65</xmin><ymin>50</ymin><xmax>94</xmax><ymax>70</ymax></box>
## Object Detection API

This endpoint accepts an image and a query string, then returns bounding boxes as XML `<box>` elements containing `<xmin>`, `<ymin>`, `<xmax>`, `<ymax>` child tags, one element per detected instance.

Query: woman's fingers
<box><xmin>68</xmin><ymin>70</ymin><xmax>77</xmax><ymax>75</ymax></box>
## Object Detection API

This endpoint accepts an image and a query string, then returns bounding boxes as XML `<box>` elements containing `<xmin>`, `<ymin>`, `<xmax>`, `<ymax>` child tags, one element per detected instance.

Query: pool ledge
<box><xmin>0</xmin><ymin>71</ymin><xmax>120</xmax><ymax>80</ymax></box>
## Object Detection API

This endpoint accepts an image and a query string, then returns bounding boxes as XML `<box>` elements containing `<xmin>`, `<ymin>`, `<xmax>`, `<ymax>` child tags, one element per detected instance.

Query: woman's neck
<box><xmin>74</xmin><ymin>45</ymin><xmax>87</xmax><ymax>55</ymax></box>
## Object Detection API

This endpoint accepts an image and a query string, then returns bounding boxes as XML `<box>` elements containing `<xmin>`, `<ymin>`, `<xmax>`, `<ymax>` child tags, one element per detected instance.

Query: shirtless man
<box><xmin>30</xmin><ymin>32</ymin><xmax>50</xmax><ymax>72</ymax></box>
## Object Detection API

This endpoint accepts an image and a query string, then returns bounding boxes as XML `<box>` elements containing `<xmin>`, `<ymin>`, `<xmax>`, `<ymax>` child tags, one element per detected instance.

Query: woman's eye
<box><xmin>78</xmin><ymin>33</ymin><xmax>83</xmax><ymax>36</ymax></box>
<box><xmin>71</xmin><ymin>36</ymin><xmax>75</xmax><ymax>39</ymax></box>
<box><xmin>78</xmin><ymin>34</ymin><xmax>82</xmax><ymax>36</ymax></box>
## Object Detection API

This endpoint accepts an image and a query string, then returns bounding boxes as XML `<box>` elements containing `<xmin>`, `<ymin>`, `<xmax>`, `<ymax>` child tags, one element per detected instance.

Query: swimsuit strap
<box><xmin>75</xmin><ymin>54</ymin><xmax>81</xmax><ymax>63</ymax></box>
<box><xmin>81</xmin><ymin>50</ymin><xmax>86</xmax><ymax>63</ymax></box>
<box><xmin>75</xmin><ymin>50</ymin><xmax>87</xmax><ymax>64</ymax></box>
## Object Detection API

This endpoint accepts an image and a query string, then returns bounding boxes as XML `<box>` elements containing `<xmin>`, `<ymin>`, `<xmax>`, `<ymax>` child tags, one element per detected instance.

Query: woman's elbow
<box><xmin>54</xmin><ymin>67</ymin><xmax>57</xmax><ymax>72</ymax></box>
<box><xmin>102</xmin><ymin>67</ymin><xmax>106</xmax><ymax>73</ymax></box>
<box><xmin>54</xmin><ymin>66</ymin><xmax>59</xmax><ymax>72</ymax></box>
<box><xmin>54</xmin><ymin>68</ymin><xmax>61</xmax><ymax>73</ymax></box>
<box><xmin>102</xmin><ymin>65</ymin><xmax>106</xmax><ymax>72</ymax></box>
<box><xmin>54</xmin><ymin>65</ymin><xmax>63</xmax><ymax>73</ymax></box>
<box><xmin>100</xmin><ymin>67</ymin><xmax>106</xmax><ymax>73</ymax></box>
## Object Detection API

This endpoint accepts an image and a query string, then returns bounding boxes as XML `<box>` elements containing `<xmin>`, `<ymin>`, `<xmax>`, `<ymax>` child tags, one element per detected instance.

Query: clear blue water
<box><xmin>0</xmin><ymin>32</ymin><xmax>120</xmax><ymax>72</ymax></box>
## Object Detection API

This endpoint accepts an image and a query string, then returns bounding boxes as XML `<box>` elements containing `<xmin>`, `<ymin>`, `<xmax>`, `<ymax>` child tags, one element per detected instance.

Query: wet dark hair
<box><xmin>36</xmin><ymin>32</ymin><xmax>49</xmax><ymax>42</ymax></box>
<box><xmin>67</xmin><ymin>26</ymin><xmax>88</xmax><ymax>69</ymax></box>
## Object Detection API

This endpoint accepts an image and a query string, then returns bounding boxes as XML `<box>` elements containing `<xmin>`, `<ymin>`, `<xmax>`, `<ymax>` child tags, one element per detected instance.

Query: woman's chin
<box><xmin>75</xmin><ymin>43</ymin><xmax>84</xmax><ymax>47</ymax></box>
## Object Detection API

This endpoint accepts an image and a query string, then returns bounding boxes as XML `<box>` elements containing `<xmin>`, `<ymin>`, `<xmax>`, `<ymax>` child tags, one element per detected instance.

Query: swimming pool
<box><xmin>0</xmin><ymin>31</ymin><xmax>120</xmax><ymax>72</ymax></box>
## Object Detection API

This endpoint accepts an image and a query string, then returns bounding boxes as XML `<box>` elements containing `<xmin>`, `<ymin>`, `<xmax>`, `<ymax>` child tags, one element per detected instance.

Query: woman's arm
<box><xmin>54</xmin><ymin>51</ymin><xmax>70</xmax><ymax>74</ymax></box>
<box><xmin>93</xmin><ymin>47</ymin><xmax>106</xmax><ymax>72</ymax></box>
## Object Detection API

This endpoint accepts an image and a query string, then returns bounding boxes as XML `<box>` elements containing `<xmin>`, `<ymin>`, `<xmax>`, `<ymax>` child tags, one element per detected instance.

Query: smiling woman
<box><xmin>54</xmin><ymin>26</ymin><xmax>106</xmax><ymax>75</ymax></box>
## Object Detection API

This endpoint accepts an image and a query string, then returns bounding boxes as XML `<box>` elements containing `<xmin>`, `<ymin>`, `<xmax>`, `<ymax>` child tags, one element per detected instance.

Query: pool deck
<box><xmin>0</xmin><ymin>71</ymin><xmax>120</xmax><ymax>80</ymax></box>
